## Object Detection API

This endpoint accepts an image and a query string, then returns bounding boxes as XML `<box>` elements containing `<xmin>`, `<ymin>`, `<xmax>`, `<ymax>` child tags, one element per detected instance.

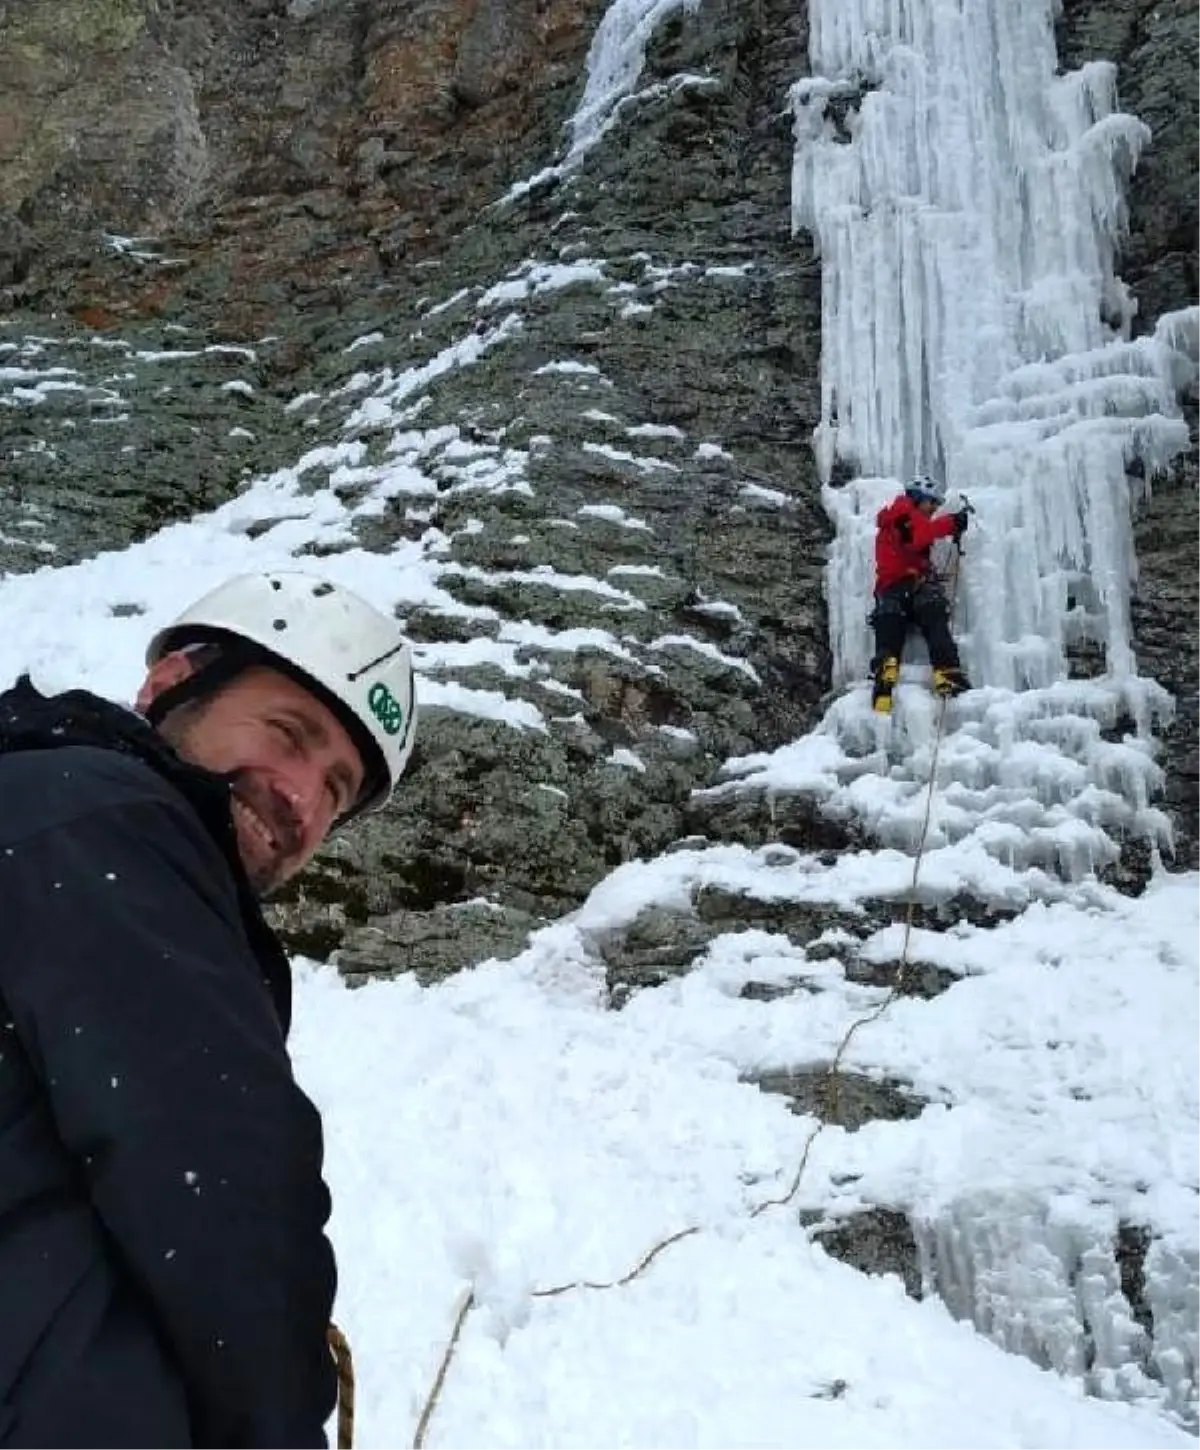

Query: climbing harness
<box><xmin>405</xmin><ymin>543</ymin><xmax>971</xmax><ymax>1447</ymax></box>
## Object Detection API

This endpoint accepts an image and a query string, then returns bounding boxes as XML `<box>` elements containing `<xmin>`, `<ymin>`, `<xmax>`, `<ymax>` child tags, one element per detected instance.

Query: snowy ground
<box><xmin>292</xmin><ymin>858</ymin><xmax>1198</xmax><ymax>1449</ymax></box>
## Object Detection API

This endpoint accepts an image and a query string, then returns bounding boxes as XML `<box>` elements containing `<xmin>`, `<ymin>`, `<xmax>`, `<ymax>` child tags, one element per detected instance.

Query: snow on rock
<box><xmin>343</xmin><ymin>314</ymin><xmax>522</xmax><ymax>435</ymax></box>
<box><xmin>582</xmin><ymin>440</ymin><xmax>681</xmax><ymax>473</ymax></box>
<box><xmin>478</xmin><ymin>259</ymin><xmax>607</xmax><ymax>309</ymax></box>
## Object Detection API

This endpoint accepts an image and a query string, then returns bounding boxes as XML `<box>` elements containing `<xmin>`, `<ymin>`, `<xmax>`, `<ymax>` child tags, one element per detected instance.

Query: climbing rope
<box><xmin>412</xmin><ymin>1290</ymin><xmax>475</xmax><ymax>1450</ymax></box>
<box><xmin>825</xmin><ymin>540</ymin><xmax>963</xmax><ymax>1116</ymax></box>
<box><xmin>327</xmin><ymin>1322</ymin><xmax>356</xmax><ymax>1450</ymax></box>
<box><xmin>408</xmin><ymin>545</ymin><xmax>969</xmax><ymax>1448</ymax></box>
<box><xmin>533</xmin><ymin>1225</ymin><xmax>703</xmax><ymax>1299</ymax></box>
<box><xmin>755</xmin><ymin>543</ymin><xmax>963</xmax><ymax>1204</ymax></box>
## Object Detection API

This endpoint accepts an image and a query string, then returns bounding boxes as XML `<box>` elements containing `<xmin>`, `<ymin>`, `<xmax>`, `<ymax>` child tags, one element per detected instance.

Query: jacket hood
<box><xmin>876</xmin><ymin>494</ymin><xmax>914</xmax><ymax>528</ymax></box>
<box><xmin>0</xmin><ymin>674</ymin><xmax>294</xmax><ymax>1029</ymax></box>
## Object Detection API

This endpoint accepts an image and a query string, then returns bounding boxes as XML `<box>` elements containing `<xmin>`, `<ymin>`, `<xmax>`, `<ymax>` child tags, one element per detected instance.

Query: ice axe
<box><xmin>952</xmin><ymin>492</ymin><xmax>975</xmax><ymax>555</ymax></box>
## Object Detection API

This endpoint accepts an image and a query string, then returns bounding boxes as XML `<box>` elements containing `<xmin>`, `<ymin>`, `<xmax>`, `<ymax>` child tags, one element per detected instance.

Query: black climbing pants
<box><xmin>871</xmin><ymin>576</ymin><xmax>961</xmax><ymax>672</ymax></box>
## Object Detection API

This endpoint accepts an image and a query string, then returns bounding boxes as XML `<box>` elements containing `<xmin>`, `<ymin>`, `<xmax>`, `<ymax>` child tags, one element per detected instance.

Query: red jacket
<box><xmin>874</xmin><ymin>493</ymin><xmax>957</xmax><ymax>593</ymax></box>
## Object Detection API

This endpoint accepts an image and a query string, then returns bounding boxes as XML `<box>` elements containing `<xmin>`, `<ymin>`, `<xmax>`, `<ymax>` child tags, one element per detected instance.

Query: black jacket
<box><xmin>0</xmin><ymin>678</ymin><xmax>337</xmax><ymax>1447</ymax></box>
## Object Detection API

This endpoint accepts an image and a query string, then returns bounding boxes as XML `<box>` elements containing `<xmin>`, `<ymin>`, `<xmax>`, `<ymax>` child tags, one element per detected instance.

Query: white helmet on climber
<box><xmin>145</xmin><ymin>571</ymin><xmax>416</xmax><ymax>819</ymax></box>
<box><xmin>905</xmin><ymin>474</ymin><xmax>947</xmax><ymax>506</ymax></box>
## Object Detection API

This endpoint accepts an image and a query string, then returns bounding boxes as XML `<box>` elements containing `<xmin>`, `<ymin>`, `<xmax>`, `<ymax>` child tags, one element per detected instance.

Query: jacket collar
<box><xmin>0</xmin><ymin>675</ymin><xmax>295</xmax><ymax>1032</ymax></box>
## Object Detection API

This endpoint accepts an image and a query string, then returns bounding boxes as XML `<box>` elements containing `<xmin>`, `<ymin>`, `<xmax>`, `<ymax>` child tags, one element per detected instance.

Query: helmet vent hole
<box><xmin>312</xmin><ymin>582</ymin><xmax>334</xmax><ymax>597</ymax></box>
<box><xmin>270</xmin><ymin>579</ymin><xmax>282</xmax><ymax>590</ymax></box>
<box><xmin>273</xmin><ymin>618</ymin><xmax>287</xmax><ymax>631</ymax></box>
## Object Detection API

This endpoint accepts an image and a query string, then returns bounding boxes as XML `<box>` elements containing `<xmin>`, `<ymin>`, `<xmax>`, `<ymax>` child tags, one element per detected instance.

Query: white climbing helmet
<box><xmin>905</xmin><ymin>474</ymin><xmax>947</xmax><ymax>506</ymax></box>
<box><xmin>146</xmin><ymin>571</ymin><xmax>417</xmax><ymax>818</ymax></box>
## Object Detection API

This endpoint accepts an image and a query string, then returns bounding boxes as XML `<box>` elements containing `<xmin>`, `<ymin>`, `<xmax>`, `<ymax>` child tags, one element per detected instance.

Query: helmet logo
<box><xmin>368</xmin><ymin>680</ymin><xmax>405</xmax><ymax>735</ymax></box>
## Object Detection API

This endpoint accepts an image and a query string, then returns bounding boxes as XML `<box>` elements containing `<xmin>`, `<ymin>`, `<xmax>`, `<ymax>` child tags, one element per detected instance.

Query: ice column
<box><xmin>916</xmin><ymin>1196</ymin><xmax>1198</xmax><ymax>1428</ymax></box>
<box><xmin>793</xmin><ymin>0</ymin><xmax>1196</xmax><ymax>692</ymax></box>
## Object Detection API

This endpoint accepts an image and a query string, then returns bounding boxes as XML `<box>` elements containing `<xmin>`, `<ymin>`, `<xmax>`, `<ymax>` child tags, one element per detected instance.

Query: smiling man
<box><xmin>0</xmin><ymin>572</ymin><xmax>416</xmax><ymax>1448</ymax></box>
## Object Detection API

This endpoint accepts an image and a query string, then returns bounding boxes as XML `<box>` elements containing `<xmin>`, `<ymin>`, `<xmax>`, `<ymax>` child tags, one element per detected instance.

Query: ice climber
<box><xmin>0</xmin><ymin>572</ymin><xmax>417</xmax><ymax>1448</ymax></box>
<box><xmin>870</xmin><ymin>475</ymin><xmax>972</xmax><ymax>713</ymax></box>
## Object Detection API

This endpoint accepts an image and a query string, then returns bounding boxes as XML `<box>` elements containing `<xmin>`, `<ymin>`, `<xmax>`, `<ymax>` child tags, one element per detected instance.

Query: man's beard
<box><xmin>159</xmin><ymin>714</ymin><xmax>303</xmax><ymax>896</ymax></box>
<box><xmin>225</xmin><ymin>771</ymin><xmax>304</xmax><ymax>896</ymax></box>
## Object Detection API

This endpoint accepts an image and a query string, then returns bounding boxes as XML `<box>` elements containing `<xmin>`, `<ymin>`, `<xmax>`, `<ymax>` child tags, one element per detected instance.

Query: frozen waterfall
<box><xmin>784</xmin><ymin>0</ymin><xmax>1198</xmax><ymax>878</ymax></box>
<box><xmin>781</xmin><ymin>0</ymin><xmax>1199</xmax><ymax>1425</ymax></box>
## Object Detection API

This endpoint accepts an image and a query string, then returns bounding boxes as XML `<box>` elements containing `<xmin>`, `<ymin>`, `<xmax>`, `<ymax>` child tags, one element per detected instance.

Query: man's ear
<box><xmin>136</xmin><ymin>651</ymin><xmax>197</xmax><ymax>715</ymax></box>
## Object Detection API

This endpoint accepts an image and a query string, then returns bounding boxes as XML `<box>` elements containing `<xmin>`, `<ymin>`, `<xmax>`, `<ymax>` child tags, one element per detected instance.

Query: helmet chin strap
<box><xmin>141</xmin><ymin>640</ymin><xmax>262</xmax><ymax>729</ymax></box>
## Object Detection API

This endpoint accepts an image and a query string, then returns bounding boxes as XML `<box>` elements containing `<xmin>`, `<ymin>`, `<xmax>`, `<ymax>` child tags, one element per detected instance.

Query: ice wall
<box><xmin>916</xmin><ymin>1197</ymin><xmax>1199</xmax><ymax>1430</ymax></box>
<box><xmin>791</xmin><ymin>0</ymin><xmax>1197</xmax><ymax>693</ymax></box>
<box><xmin>774</xmin><ymin>0</ymin><xmax>1199</xmax><ymax>880</ymax></box>
<box><xmin>785</xmin><ymin>2</ymin><xmax>1199</xmax><ymax>1416</ymax></box>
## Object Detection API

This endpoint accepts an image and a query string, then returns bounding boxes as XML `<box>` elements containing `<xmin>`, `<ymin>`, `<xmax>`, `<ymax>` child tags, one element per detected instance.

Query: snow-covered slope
<box><xmin>293</xmin><ymin>860</ymin><xmax>1197</xmax><ymax>1446</ymax></box>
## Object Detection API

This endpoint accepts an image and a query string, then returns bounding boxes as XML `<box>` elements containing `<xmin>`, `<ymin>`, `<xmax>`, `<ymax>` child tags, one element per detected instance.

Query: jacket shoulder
<box><xmin>0</xmin><ymin>744</ymin><xmax>183</xmax><ymax>847</ymax></box>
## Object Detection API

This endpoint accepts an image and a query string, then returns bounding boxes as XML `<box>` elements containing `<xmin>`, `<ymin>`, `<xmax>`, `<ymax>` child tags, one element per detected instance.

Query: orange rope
<box><xmin>327</xmin><ymin>1322</ymin><xmax>356</xmax><ymax>1450</ymax></box>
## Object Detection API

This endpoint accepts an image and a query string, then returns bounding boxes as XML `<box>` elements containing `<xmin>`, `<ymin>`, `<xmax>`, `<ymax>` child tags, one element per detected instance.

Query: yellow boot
<box><xmin>872</xmin><ymin>656</ymin><xmax>900</xmax><ymax>713</ymax></box>
<box><xmin>932</xmin><ymin>666</ymin><xmax>971</xmax><ymax>698</ymax></box>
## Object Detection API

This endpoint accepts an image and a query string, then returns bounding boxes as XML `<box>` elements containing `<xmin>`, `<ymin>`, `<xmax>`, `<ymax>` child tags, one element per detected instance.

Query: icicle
<box><xmin>913</xmin><ymin>1198</ymin><xmax>1197</xmax><ymax>1425</ymax></box>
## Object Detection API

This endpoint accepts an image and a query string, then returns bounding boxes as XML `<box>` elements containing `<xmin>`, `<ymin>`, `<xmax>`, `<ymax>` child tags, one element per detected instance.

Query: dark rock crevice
<box><xmin>752</xmin><ymin>1067</ymin><xmax>926</xmax><ymax>1130</ymax></box>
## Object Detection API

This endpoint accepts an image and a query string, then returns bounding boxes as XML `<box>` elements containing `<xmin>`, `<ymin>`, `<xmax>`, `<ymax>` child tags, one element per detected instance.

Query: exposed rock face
<box><xmin>0</xmin><ymin>3</ymin><xmax>207</xmax><ymax>259</ymax></box>
<box><xmin>1055</xmin><ymin>0</ymin><xmax>1199</xmax><ymax>870</ymax></box>
<box><xmin>0</xmin><ymin>0</ymin><xmax>607</xmax><ymax>328</ymax></box>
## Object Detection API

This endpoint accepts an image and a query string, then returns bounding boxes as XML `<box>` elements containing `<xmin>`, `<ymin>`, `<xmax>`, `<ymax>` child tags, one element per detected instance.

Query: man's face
<box><xmin>138</xmin><ymin>659</ymin><xmax>365</xmax><ymax>894</ymax></box>
<box><xmin>915</xmin><ymin>498</ymin><xmax>938</xmax><ymax>517</ymax></box>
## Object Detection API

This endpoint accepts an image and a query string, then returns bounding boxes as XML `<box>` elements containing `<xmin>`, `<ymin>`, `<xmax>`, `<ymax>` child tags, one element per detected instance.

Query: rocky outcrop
<box><xmin>0</xmin><ymin>3</ymin><xmax>207</xmax><ymax>273</ymax></box>
<box><xmin>1056</xmin><ymin>0</ymin><xmax>1199</xmax><ymax>870</ymax></box>
<box><xmin>0</xmin><ymin>0</ymin><xmax>608</xmax><ymax>329</ymax></box>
